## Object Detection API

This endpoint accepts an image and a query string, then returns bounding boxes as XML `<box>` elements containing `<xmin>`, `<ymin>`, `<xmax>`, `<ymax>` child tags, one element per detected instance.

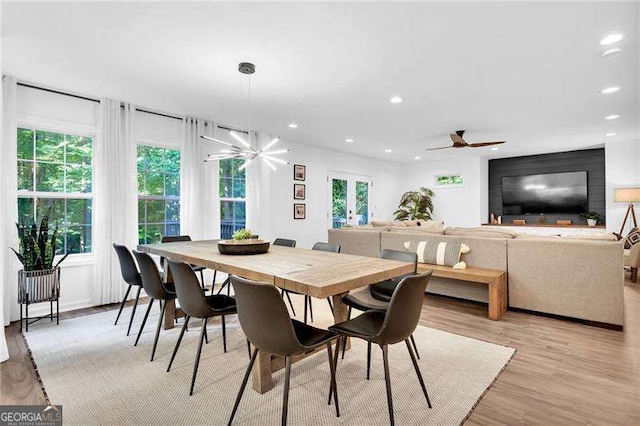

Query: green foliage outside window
<box><xmin>219</xmin><ymin>158</ymin><xmax>246</xmax><ymax>238</ymax></box>
<box><xmin>137</xmin><ymin>145</ymin><xmax>181</xmax><ymax>244</ymax></box>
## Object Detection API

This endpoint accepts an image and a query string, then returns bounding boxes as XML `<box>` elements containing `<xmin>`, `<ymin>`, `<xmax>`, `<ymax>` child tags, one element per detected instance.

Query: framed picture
<box><xmin>293</xmin><ymin>184</ymin><xmax>306</xmax><ymax>200</ymax></box>
<box><xmin>435</xmin><ymin>173</ymin><xmax>464</xmax><ymax>188</ymax></box>
<box><xmin>294</xmin><ymin>164</ymin><xmax>306</xmax><ymax>181</ymax></box>
<box><xmin>294</xmin><ymin>203</ymin><xmax>306</xmax><ymax>219</ymax></box>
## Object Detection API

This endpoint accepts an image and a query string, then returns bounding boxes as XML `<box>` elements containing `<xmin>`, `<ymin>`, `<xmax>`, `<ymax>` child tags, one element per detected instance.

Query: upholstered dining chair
<box><xmin>228</xmin><ymin>275</ymin><xmax>340</xmax><ymax>426</ymax></box>
<box><xmin>132</xmin><ymin>250</ymin><xmax>177</xmax><ymax>361</ymax></box>
<box><xmin>113</xmin><ymin>244</ymin><xmax>144</xmax><ymax>336</ymax></box>
<box><xmin>329</xmin><ymin>272</ymin><xmax>433</xmax><ymax>425</ymax></box>
<box><xmin>161</xmin><ymin>235</ymin><xmax>210</xmax><ymax>291</ymax></box>
<box><xmin>166</xmin><ymin>259</ymin><xmax>239</xmax><ymax>395</ymax></box>
<box><xmin>273</xmin><ymin>238</ymin><xmax>298</xmax><ymax>315</ymax></box>
<box><xmin>339</xmin><ymin>249</ymin><xmax>421</xmax><ymax>376</ymax></box>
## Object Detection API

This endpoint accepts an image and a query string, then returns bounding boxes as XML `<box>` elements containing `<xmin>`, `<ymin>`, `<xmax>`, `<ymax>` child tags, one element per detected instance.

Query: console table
<box><xmin>482</xmin><ymin>223</ymin><xmax>607</xmax><ymax>236</ymax></box>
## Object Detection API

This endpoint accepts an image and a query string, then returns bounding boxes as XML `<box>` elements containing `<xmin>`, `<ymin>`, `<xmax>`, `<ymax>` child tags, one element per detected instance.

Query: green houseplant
<box><xmin>232</xmin><ymin>228</ymin><xmax>254</xmax><ymax>241</ymax></box>
<box><xmin>393</xmin><ymin>187</ymin><xmax>435</xmax><ymax>221</ymax></box>
<box><xmin>579</xmin><ymin>212</ymin><xmax>603</xmax><ymax>227</ymax></box>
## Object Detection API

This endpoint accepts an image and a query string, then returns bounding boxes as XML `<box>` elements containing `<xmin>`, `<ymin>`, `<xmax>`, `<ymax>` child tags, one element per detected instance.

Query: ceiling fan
<box><xmin>426</xmin><ymin>130</ymin><xmax>506</xmax><ymax>151</ymax></box>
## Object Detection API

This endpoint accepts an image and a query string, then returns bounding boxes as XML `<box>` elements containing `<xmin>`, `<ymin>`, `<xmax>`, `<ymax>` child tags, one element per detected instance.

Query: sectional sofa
<box><xmin>328</xmin><ymin>221</ymin><xmax>625</xmax><ymax>328</ymax></box>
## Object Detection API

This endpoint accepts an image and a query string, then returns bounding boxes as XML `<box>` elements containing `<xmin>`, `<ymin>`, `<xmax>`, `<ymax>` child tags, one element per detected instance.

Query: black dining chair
<box><xmin>166</xmin><ymin>259</ymin><xmax>239</xmax><ymax>395</ymax></box>
<box><xmin>227</xmin><ymin>275</ymin><xmax>340</xmax><ymax>425</ymax></box>
<box><xmin>132</xmin><ymin>250</ymin><xmax>177</xmax><ymax>361</ymax></box>
<box><xmin>339</xmin><ymin>249</ymin><xmax>421</xmax><ymax>377</ymax></box>
<box><xmin>273</xmin><ymin>238</ymin><xmax>298</xmax><ymax>315</ymax></box>
<box><xmin>113</xmin><ymin>244</ymin><xmax>144</xmax><ymax>336</ymax></box>
<box><xmin>161</xmin><ymin>235</ymin><xmax>211</xmax><ymax>291</ymax></box>
<box><xmin>329</xmin><ymin>272</ymin><xmax>433</xmax><ymax>425</ymax></box>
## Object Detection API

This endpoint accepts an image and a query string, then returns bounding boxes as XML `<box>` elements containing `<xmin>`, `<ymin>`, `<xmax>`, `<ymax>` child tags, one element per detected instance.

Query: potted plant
<box><xmin>232</xmin><ymin>228</ymin><xmax>254</xmax><ymax>240</ymax></box>
<box><xmin>393</xmin><ymin>187</ymin><xmax>435</xmax><ymax>221</ymax></box>
<box><xmin>579</xmin><ymin>212</ymin><xmax>603</xmax><ymax>227</ymax></box>
<box><xmin>10</xmin><ymin>210</ymin><xmax>74</xmax><ymax>331</ymax></box>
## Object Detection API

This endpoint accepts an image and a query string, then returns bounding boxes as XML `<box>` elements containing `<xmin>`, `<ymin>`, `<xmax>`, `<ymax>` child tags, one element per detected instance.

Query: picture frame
<box><xmin>293</xmin><ymin>203</ymin><xmax>306</xmax><ymax>219</ymax></box>
<box><xmin>294</xmin><ymin>164</ymin><xmax>306</xmax><ymax>181</ymax></box>
<box><xmin>434</xmin><ymin>173</ymin><xmax>464</xmax><ymax>188</ymax></box>
<box><xmin>294</xmin><ymin>183</ymin><xmax>306</xmax><ymax>200</ymax></box>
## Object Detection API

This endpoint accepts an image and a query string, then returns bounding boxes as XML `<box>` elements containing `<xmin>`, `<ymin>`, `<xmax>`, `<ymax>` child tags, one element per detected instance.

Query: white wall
<box><xmin>605</xmin><ymin>138</ymin><xmax>640</xmax><ymax>234</ymax></box>
<box><xmin>401</xmin><ymin>156</ymin><xmax>489</xmax><ymax>227</ymax></box>
<box><xmin>254</xmin><ymin>136</ymin><xmax>404</xmax><ymax>249</ymax></box>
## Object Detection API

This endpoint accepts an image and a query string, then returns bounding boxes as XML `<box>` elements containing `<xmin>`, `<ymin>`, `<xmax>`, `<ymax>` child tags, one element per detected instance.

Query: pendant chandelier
<box><xmin>202</xmin><ymin>62</ymin><xmax>289</xmax><ymax>171</ymax></box>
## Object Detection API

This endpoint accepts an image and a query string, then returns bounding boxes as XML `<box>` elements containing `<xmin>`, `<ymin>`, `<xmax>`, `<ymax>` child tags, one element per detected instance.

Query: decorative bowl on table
<box><xmin>217</xmin><ymin>239</ymin><xmax>270</xmax><ymax>255</ymax></box>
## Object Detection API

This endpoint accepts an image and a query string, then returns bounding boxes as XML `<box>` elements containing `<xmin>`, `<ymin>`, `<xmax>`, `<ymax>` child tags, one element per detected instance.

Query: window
<box><xmin>17</xmin><ymin>127</ymin><xmax>93</xmax><ymax>254</ymax></box>
<box><xmin>137</xmin><ymin>145</ymin><xmax>181</xmax><ymax>244</ymax></box>
<box><xmin>219</xmin><ymin>158</ymin><xmax>246</xmax><ymax>239</ymax></box>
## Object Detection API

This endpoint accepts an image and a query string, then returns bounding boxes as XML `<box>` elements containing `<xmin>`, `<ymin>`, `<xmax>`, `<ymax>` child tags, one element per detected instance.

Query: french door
<box><xmin>328</xmin><ymin>172</ymin><xmax>372</xmax><ymax>229</ymax></box>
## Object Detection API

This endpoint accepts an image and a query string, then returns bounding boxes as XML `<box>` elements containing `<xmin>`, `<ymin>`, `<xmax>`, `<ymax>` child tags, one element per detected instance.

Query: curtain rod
<box><xmin>17</xmin><ymin>81</ymin><xmax>251</xmax><ymax>135</ymax></box>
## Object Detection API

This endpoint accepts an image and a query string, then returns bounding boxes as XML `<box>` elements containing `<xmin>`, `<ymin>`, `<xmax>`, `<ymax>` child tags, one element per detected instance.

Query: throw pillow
<box><xmin>403</xmin><ymin>240</ymin><xmax>471</xmax><ymax>268</ymax></box>
<box><xmin>625</xmin><ymin>227</ymin><xmax>640</xmax><ymax>249</ymax></box>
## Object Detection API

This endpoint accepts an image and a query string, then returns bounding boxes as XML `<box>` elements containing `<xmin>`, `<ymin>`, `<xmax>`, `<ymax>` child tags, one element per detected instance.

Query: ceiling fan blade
<box><xmin>425</xmin><ymin>145</ymin><xmax>454</xmax><ymax>151</ymax></box>
<box><xmin>468</xmin><ymin>141</ymin><xmax>506</xmax><ymax>148</ymax></box>
<box><xmin>450</xmin><ymin>133</ymin><xmax>467</xmax><ymax>146</ymax></box>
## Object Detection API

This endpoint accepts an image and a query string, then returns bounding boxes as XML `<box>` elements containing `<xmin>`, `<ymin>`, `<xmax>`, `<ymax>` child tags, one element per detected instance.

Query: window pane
<box><xmin>220</xmin><ymin>200</ymin><xmax>234</xmax><ymax>221</ymax></box>
<box><xmin>17</xmin><ymin>128</ymin><xmax>34</xmax><ymax>160</ymax></box>
<box><xmin>67</xmin><ymin>198</ymin><xmax>92</xmax><ymax>225</ymax></box>
<box><xmin>17</xmin><ymin>161</ymin><xmax>34</xmax><ymax>191</ymax></box>
<box><xmin>35</xmin><ymin>198</ymin><xmax>65</xmax><ymax>225</ymax></box>
<box><xmin>137</xmin><ymin>145</ymin><xmax>147</xmax><ymax>172</ymax></box>
<box><xmin>18</xmin><ymin>198</ymin><xmax>34</xmax><ymax>224</ymax></box>
<box><xmin>165</xmin><ymin>223</ymin><xmax>180</xmax><ymax>238</ymax></box>
<box><xmin>166</xmin><ymin>200</ymin><xmax>180</xmax><ymax>222</ymax></box>
<box><xmin>165</xmin><ymin>149</ymin><xmax>180</xmax><ymax>173</ymax></box>
<box><xmin>66</xmin><ymin>164</ymin><xmax>92</xmax><ymax>193</ymax></box>
<box><xmin>165</xmin><ymin>173</ymin><xmax>180</xmax><ymax>197</ymax></box>
<box><xmin>332</xmin><ymin>179</ymin><xmax>347</xmax><ymax>229</ymax></box>
<box><xmin>145</xmin><ymin>172</ymin><xmax>164</xmax><ymax>196</ymax></box>
<box><xmin>138</xmin><ymin>225</ymin><xmax>146</xmax><ymax>245</ymax></box>
<box><xmin>234</xmin><ymin>201</ymin><xmax>246</xmax><ymax>219</ymax></box>
<box><xmin>146</xmin><ymin>147</ymin><xmax>165</xmax><ymax>172</ymax></box>
<box><xmin>232</xmin><ymin>178</ymin><xmax>246</xmax><ymax>198</ymax></box>
<box><xmin>35</xmin><ymin>131</ymin><xmax>64</xmax><ymax>162</ymax></box>
<box><xmin>146</xmin><ymin>200</ymin><xmax>165</xmax><ymax>223</ymax></box>
<box><xmin>36</xmin><ymin>162</ymin><xmax>64</xmax><ymax>192</ymax></box>
<box><xmin>145</xmin><ymin>224</ymin><xmax>163</xmax><ymax>245</ymax></box>
<box><xmin>232</xmin><ymin>159</ymin><xmax>246</xmax><ymax>179</ymax></box>
<box><xmin>66</xmin><ymin>135</ymin><xmax>92</xmax><ymax>165</ymax></box>
<box><xmin>66</xmin><ymin>225</ymin><xmax>91</xmax><ymax>254</ymax></box>
<box><xmin>220</xmin><ymin>178</ymin><xmax>232</xmax><ymax>198</ymax></box>
<box><xmin>138</xmin><ymin>200</ymin><xmax>146</xmax><ymax>224</ymax></box>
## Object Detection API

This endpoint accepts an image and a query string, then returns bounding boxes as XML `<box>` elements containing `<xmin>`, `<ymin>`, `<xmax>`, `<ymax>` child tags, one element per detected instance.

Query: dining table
<box><xmin>137</xmin><ymin>239</ymin><xmax>414</xmax><ymax>393</ymax></box>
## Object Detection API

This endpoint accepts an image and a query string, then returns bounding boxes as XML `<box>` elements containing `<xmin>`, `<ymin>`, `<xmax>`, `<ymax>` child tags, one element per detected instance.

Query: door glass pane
<box><xmin>356</xmin><ymin>181</ymin><xmax>369</xmax><ymax>225</ymax></box>
<box><xmin>332</xmin><ymin>178</ymin><xmax>348</xmax><ymax>229</ymax></box>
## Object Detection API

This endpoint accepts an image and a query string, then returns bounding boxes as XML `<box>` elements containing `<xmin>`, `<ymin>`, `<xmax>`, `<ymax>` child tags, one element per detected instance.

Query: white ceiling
<box><xmin>3</xmin><ymin>2</ymin><xmax>639</xmax><ymax>163</ymax></box>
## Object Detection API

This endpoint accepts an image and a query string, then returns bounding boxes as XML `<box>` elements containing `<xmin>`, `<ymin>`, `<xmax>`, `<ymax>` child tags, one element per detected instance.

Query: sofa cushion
<box><xmin>560</xmin><ymin>233</ymin><xmax>619</xmax><ymax>242</ymax></box>
<box><xmin>444</xmin><ymin>227</ymin><xmax>517</xmax><ymax>239</ymax></box>
<box><xmin>403</xmin><ymin>240</ymin><xmax>470</xmax><ymax>267</ymax></box>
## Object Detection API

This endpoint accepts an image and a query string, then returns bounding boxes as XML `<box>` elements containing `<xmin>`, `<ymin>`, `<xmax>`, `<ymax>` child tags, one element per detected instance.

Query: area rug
<box><xmin>23</xmin><ymin>307</ymin><xmax>515</xmax><ymax>425</ymax></box>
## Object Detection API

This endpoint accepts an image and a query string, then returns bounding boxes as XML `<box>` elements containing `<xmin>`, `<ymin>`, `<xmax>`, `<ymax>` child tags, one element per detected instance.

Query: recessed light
<box><xmin>606</xmin><ymin>132</ymin><xmax>617</xmax><ymax>136</ymax></box>
<box><xmin>288</xmin><ymin>123</ymin><xmax>298</xmax><ymax>128</ymax></box>
<box><xmin>385</xmin><ymin>149</ymin><xmax>393</xmax><ymax>153</ymax></box>
<box><xmin>491</xmin><ymin>147</ymin><xmax>500</xmax><ymax>151</ymax></box>
<box><xmin>390</xmin><ymin>96</ymin><xmax>403</xmax><ymax>104</ymax></box>
<box><xmin>602</xmin><ymin>86</ymin><xmax>622</xmax><ymax>94</ymax></box>
<box><xmin>345</xmin><ymin>138</ymin><xmax>354</xmax><ymax>143</ymax></box>
<box><xmin>605</xmin><ymin>115</ymin><xmax>620</xmax><ymax>120</ymax></box>
<box><xmin>600</xmin><ymin>34</ymin><xmax>623</xmax><ymax>45</ymax></box>
<box><xmin>414</xmin><ymin>156</ymin><xmax>421</xmax><ymax>160</ymax></box>
<box><xmin>602</xmin><ymin>47</ymin><xmax>622</xmax><ymax>58</ymax></box>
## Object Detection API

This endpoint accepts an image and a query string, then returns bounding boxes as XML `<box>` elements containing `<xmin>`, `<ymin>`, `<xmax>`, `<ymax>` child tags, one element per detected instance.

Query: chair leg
<box><xmin>410</xmin><ymin>334</ymin><xmax>420</xmax><ymax>359</ymax></box>
<box><xmin>326</xmin><ymin>297</ymin><xmax>334</xmax><ymax>314</ymax></box>
<box><xmin>167</xmin><ymin>315</ymin><xmax>190</xmax><ymax>372</ymax></box>
<box><xmin>326</xmin><ymin>342</ymin><xmax>340</xmax><ymax>417</ymax></box>
<box><xmin>217</xmin><ymin>277</ymin><xmax>229</xmax><ymax>295</ymax></box>
<box><xmin>282</xmin><ymin>290</ymin><xmax>296</xmax><ymax>317</ymax></box>
<box><xmin>222</xmin><ymin>315</ymin><xmax>227</xmax><ymax>353</ymax></box>
<box><xmin>134</xmin><ymin>299</ymin><xmax>154</xmax><ymax>346</ymax></box>
<box><xmin>329</xmin><ymin>336</ymin><xmax>342</xmax><ymax>405</ymax></box>
<box><xmin>189</xmin><ymin>318</ymin><xmax>208</xmax><ymax>396</ymax></box>
<box><xmin>204</xmin><ymin>318</ymin><xmax>209</xmax><ymax>345</ymax></box>
<box><xmin>228</xmin><ymin>348</ymin><xmax>259</xmax><ymax>425</ymax></box>
<box><xmin>199</xmin><ymin>270</ymin><xmax>205</xmax><ymax>290</ymax></box>
<box><xmin>341</xmin><ymin>307</ymin><xmax>351</xmax><ymax>360</ymax></box>
<box><xmin>150</xmin><ymin>300</ymin><xmax>166</xmax><ymax>362</ymax></box>
<box><xmin>308</xmin><ymin>297</ymin><xmax>314</xmax><ymax>322</ymax></box>
<box><xmin>212</xmin><ymin>270</ymin><xmax>217</xmax><ymax>293</ymax></box>
<box><xmin>304</xmin><ymin>296</ymin><xmax>308</xmax><ymax>324</ymax></box>
<box><xmin>382</xmin><ymin>344</ymin><xmax>395</xmax><ymax>426</ymax></box>
<box><xmin>246</xmin><ymin>339</ymin><xmax>252</xmax><ymax>359</ymax></box>
<box><xmin>282</xmin><ymin>355</ymin><xmax>292</xmax><ymax>426</ymax></box>
<box><xmin>114</xmin><ymin>285</ymin><xmax>132</xmax><ymax>325</ymax></box>
<box><xmin>405</xmin><ymin>339</ymin><xmax>432</xmax><ymax>408</ymax></box>
<box><xmin>367</xmin><ymin>341</ymin><xmax>372</xmax><ymax>380</ymax></box>
<box><xmin>126</xmin><ymin>286</ymin><xmax>142</xmax><ymax>336</ymax></box>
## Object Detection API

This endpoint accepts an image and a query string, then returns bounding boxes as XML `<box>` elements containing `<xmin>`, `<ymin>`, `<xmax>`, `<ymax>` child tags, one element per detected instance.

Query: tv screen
<box><xmin>502</xmin><ymin>171</ymin><xmax>588</xmax><ymax>215</ymax></box>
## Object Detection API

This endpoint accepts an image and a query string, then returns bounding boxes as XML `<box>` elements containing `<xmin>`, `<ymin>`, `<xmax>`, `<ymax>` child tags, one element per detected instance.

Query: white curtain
<box><xmin>1</xmin><ymin>76</ymin><xmax>18</xmax><ymax>362</ymax></box>
<box><xmin>180</xmin><ymin>118</ymin><xmax>219</xmax><ymax>240</ymax></box>
<box><xmin>93</xmin><ymin>100</ymin><xmax>138</xmax><ymax>305</ymax></box>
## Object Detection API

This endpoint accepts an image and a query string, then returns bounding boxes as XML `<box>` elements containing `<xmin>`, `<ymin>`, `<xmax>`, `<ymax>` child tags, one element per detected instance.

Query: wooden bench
<box><xmin>417</xmin><ymin>264</ymin><xmax>507</xmax><ymax>320</ymax></box>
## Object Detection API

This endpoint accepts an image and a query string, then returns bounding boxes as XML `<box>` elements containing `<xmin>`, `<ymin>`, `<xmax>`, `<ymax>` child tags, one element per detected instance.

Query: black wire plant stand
<box><xmin>18</xmin><ymin>267</ymin><xmax>61</xmax><ymax>332</ymax></box>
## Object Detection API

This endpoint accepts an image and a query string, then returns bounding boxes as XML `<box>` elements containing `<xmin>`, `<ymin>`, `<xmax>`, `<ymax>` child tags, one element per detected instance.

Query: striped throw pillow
<box><xmin>403</xmin><ymin>240</ymin><xmax>471</xmax><ymax>268</ymax></box>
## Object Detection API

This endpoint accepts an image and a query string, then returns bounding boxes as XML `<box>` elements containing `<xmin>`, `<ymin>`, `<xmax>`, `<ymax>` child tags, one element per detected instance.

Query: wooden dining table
<box><xmin>137</xmin><ymin>240</ymin><xmax>414</xmax><ymax>393</ymax></box>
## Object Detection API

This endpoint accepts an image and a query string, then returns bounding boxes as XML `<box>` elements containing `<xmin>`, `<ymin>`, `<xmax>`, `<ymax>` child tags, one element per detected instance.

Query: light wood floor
<box><xmin>2</xmin><ymin>278</ymin><xmax>639</xmax><ymax>425</ymax></box>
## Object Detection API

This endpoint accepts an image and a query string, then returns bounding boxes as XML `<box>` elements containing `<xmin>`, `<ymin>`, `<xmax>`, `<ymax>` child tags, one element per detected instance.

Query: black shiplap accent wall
<box><xmin>488</xmin><ymin>148</ymin><xmax>605</xmax><ymax>225</ymax></box>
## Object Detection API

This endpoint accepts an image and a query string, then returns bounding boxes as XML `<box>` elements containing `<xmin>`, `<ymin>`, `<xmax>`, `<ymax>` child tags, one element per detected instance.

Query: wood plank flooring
<box><xmin>2</xmin><ymin>279</ymin><xmax>639</xmax><ymax>425</ymax></box>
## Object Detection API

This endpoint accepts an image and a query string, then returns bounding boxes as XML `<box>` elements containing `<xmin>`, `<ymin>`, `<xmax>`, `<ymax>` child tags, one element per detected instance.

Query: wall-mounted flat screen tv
<box><xmin>502</xmin><ymin>171</ymin><xmax>588</xmax><ymax>215</ymax></box>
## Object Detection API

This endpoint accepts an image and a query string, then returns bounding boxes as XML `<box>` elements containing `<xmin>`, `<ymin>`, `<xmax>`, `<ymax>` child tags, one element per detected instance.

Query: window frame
<box><xmin>16</xmin><ymin>123</ymin><xmax>96</xmax><ymax>256</ymax></box>
<box><xmin>136</xmin><ymin>142</ymin><xmax>182</xmax><ymax>245</ymax></box>
<box><xmin>219</xmin><ymin>158</ymin><xmax>247</xmax><ymax>239</ymax></box>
